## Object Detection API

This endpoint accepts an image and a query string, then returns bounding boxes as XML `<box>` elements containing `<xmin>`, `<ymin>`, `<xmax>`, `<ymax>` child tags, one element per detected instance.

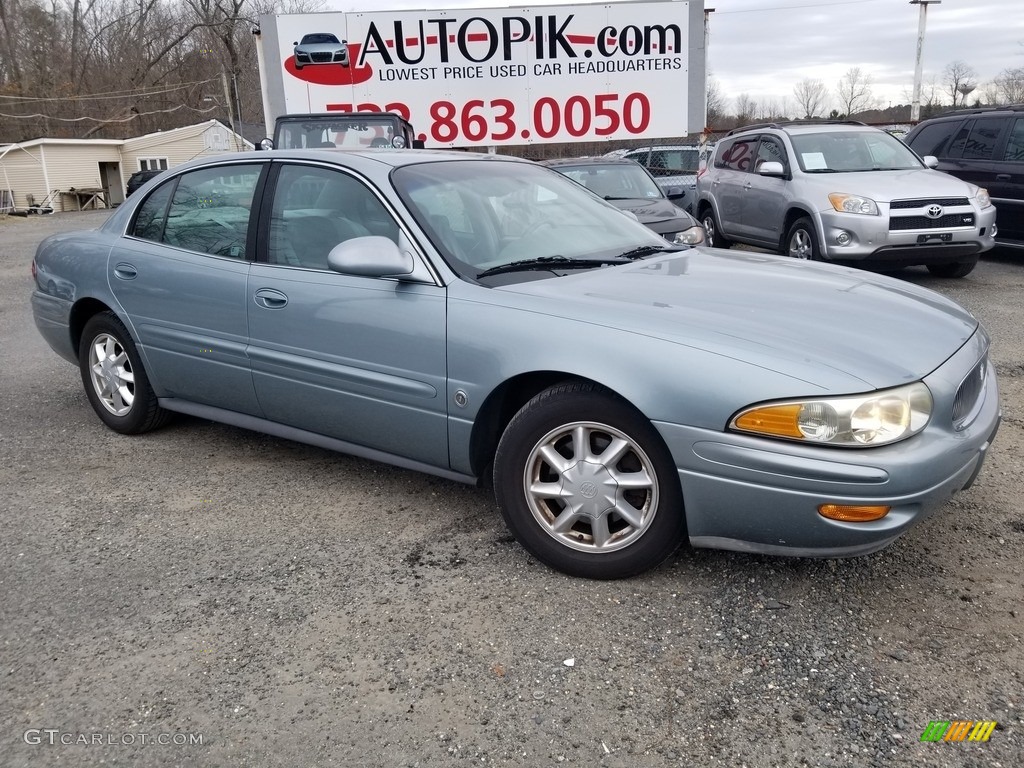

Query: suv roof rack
<box><xmin>928</xmin><ymin>104</ymin><xmax>1024</xmax><ymax>118</ymax></box>
<box><xmin>726</xmin><ymin>120</ymin><xmax>867</xmax><ymax>136</ymax></box>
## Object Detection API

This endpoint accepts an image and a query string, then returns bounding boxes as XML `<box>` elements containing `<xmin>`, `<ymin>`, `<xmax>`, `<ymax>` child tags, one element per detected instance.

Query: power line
<box><xmin>0</xmin><ymin>103</ymin><xmax>219</xmax><ymax>122</ymax></box>
<box><xmin>0</xmin><ymin>79</ymin><xmax>219</xmax><ymax>103</ymax></box>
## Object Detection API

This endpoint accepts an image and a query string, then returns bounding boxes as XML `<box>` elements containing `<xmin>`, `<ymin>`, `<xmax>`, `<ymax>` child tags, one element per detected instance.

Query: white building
<box><xmin>0</xmin><ymin>120</ymin><xmax>251</xmax><ymax>213</ymax></box>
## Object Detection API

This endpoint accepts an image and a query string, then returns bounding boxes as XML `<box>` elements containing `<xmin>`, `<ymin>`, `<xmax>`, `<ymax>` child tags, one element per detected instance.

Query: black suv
<box><xmin>125</xmin><ymin>169</ymin><xmax>165</xmax><ymax>197</ymax></box>
<box><xmin>905</xmin><ymin>105</ymin><xmax>1024</xmax><ymax>249</ymax></box>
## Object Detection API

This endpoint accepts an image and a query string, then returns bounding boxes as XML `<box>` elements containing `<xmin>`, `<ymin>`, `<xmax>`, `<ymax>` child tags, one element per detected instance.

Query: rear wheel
<box><xmin>493</xmin><ymin>382</ymin><xmax>685</xmax><ymax>579</ymax></box>
<box><xmin>785</xmin><ymin>217</ymin><xmax>821</xmax><ymax>260</ymax></box>
<box><xmin>79</xmin><ymin>312</ymin><xmax>169</xmax><ymax>434</ymax></box>
<box><xmin>700</xmin><ymin>208</ymin><xmax>732</xmax><ymax>249</ymax></box>
<box><xmin>926</xmin><ymin>257</ymin><xmax>978</xmax><ymax>278</ymax></box>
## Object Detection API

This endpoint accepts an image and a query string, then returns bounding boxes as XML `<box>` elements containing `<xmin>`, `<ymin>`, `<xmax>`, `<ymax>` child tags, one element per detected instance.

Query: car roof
<box><xmin>727</xmin><ymin>120</ymin><xmax>877</xmax><ymax>137</ymax></box>
<box><xmin>914</xmin><ymin>104</ymin><xmax>1024</xmax><ymax>122</ymax></box>
<box><xmin>623</xmin><ymin>145</ymin><xmax>702</xmax><ymax>152</ymax></box>
<box><xmin>147</xmin><ymin>148</ymin><xmax>535</xmax><ymax>177</ymax></box>
<box><xmin>539</xmin><ymin>156</ymin><xmax>641</xmax><ymax>168</ymax></box>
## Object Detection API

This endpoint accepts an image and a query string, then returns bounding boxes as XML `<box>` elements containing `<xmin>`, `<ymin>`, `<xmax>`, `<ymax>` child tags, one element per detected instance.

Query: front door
<box><xmin>246</xmin><ymin>162</ymin><xmax>449</xmax><ymax>465</ymax></box>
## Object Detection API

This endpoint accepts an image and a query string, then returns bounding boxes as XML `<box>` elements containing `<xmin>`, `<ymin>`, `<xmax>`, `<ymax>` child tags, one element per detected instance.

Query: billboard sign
<box><xmin>258</xmin><ymin>2</ymin><xmax>704</xmax><ymax>147</ymax></box>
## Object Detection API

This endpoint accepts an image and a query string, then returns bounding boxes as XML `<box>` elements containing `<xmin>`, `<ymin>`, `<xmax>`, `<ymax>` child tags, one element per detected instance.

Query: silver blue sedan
<box><xmin>30</xmin><ymin>150</ymin><xmax>1001</xmax><ymax>579</ymax></box>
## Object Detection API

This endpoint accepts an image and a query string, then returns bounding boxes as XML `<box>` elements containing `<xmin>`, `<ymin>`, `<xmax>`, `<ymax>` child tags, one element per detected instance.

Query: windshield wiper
<box><xmin>616</xmin><ymin>244</ymin><xmax>678</xmax><ymax>260</ymax></box>
<box><xmin>476</xmin><ymin>255</ymin><xmax>630</xmax><ymax>278</ymax></box>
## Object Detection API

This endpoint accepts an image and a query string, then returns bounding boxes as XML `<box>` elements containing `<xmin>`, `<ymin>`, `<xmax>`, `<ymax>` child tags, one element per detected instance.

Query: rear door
<box><xmin>709</xmin><ymin>135</ymin><xmax>760</xmax><ymax>238</ymax></box>
<box><xmin>108</xmin><ymin>162</ymin><xmax>265</xmax><ymax>414</ymax></box>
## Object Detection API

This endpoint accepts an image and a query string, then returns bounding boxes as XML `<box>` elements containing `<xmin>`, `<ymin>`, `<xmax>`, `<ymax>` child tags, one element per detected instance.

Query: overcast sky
<box><xmin>323</xmin><ymin>0</ymin><xmax>1024</xmax><ymax>110</ymax></box>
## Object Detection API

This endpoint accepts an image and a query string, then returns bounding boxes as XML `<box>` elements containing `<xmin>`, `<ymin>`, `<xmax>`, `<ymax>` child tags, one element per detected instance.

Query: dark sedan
<box><xmin>541</xmin><ymin>157</ymin><xmax>705</xmax><ymax>246</ymax></box>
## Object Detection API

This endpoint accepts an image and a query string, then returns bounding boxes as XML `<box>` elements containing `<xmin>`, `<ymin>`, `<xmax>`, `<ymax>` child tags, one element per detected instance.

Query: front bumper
<box><xmin>817</xmin><ymin>204</ymin><xmax>997</xmax><ymax>263</ymax></box>
<box><xmin>654</xmin><ymin>330</ymin><xmax>1000</xmax><ymax>557</ymax></box>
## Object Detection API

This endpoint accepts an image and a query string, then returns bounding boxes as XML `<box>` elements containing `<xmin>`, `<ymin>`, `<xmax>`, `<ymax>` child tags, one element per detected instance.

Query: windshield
<box><xmin>276</xmin><ymin>118</ymin><xmax>401</xmax><ymax>149</ymax></box>
<box><xmin>555</xmin><ymin>163</ymin><xmax>664</xmax><ymax>200</ymax></box>
<box><xmin>790</xmin><ymin>131</ymin><xmax>923</xmax><ymax>173</ymax></box>
<box><xmin>393</xmin><ymin>160</ymin><xmax>668</xmax><ymax>282</ymax></box>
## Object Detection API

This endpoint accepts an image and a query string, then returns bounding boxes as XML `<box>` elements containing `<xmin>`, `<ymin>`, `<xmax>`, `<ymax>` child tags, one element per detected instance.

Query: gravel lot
<box><xmin>1</xmin><ymin>211</ymin><xmax>1021</xmax><ymax>767</ymax></box>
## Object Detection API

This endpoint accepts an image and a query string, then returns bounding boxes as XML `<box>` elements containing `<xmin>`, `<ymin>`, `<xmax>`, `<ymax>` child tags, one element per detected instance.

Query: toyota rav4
<box><xmin>696</xmin><ymin>121</ymin><xmax>996</xmax><ymax>277</ymax></box>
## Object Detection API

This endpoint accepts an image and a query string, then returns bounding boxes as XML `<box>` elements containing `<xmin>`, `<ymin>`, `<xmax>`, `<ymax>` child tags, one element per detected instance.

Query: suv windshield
<box><xmin>790</xmin><ymin>131</ymin><xmax>922</xmax><ymax>173</ymax></box>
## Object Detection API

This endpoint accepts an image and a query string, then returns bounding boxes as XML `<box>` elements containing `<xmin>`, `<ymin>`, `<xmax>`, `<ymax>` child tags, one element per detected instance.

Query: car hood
<box><xmin>804</xmin><ymin>168</ymin><xmax>979</xmax><ymax>203</ymax></box>
<box><xmin>611</xmin><ymin>197</ymin><xmax>691</xmax><ymax>225</ymax></box>
<box><xmin>495</xmin><ymin>249</ymin><xmax>978</xmax><ymax>392</ymax></box>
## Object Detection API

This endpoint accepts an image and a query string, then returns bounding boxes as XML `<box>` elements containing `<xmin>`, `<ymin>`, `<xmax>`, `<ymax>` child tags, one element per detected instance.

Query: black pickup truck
<box><xmin>258</xmin><ymin>112</ymin><xmax>423</xmax><ymax>150</ymax></box>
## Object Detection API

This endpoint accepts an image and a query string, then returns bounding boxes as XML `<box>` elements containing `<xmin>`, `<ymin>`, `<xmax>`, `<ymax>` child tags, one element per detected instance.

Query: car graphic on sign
<box><xmin>293</xmin><ymin>33</ymin><xmax>349</xmax><ymax>70</ymax></box>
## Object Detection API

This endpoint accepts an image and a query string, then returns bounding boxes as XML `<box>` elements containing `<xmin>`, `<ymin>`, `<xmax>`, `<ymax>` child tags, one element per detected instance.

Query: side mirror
<box><xmin>757</xmin><ymin>161</ymin><xmax>785</xmax><ymax>177</ymax></box>
<box><xmin>327</xmin><ymin>234</ymin><xmax>433</xmax><ymax>283</ymax></box>
<box><xmin>664</xmin><ymin>185</ymin><xmax>684</xmax><ymax>200</ymax></box>
<box><xmin>922</xmin><ymin>155</ymin><xmax>939</xmax><ymax>169</ymax></box>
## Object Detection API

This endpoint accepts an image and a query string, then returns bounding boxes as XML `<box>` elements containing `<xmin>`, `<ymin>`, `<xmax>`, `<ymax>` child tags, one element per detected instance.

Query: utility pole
<box><xmin>701</xmin><ymin>8</ymin><xmax>715</xmax><ymax>174</ymax></box>
<box><xmin>910</xmin><ymin>0</ymin><xmax>941</xmax><ymax>122</ymax></box>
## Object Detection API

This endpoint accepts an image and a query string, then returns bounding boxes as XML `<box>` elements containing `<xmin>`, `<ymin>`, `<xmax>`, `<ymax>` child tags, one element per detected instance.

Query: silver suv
<box><xmin>696</xmin><ymin>121</ymin><xmax>997</xmax><ymax>277</ymax></box>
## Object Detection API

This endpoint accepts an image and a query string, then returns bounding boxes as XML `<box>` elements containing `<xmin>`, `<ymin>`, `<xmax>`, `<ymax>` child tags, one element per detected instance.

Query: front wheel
<box><xmin>785</xmin><ymin>217</ymin><xmax>821</xmax><ymax>260</ymax></box>
<box><xmin>927</xmin><ymin>257</ymin><xmax>978</xmax><ymax>278</ymax></box>
<box><xmin>79</xmin><ymin>312</ymin><xmax>169</xmax><ymax>434</ymax></box>
<box><xmin>493</xmin><ymin>382</ymin><xmax>685</xmax><ymax>579</ymax></box>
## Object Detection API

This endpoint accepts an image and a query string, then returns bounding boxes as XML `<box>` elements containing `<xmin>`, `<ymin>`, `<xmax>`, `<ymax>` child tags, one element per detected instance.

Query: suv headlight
<box><xmin>975</xmin><ymin>187</ymin><xmax>992</xmax><ymax>208</ymax></box>
<box><xmin>669</xmin><ymin>225</ymin><xmax>704</xmax><ymax>246</ymax></box>
<box><xmin>828</xmin><ymin>193</ymin><xmax>879</xmax><ymax>215</ymax></box>
<box><xmin>730</xmin><ymin>382</ymin><xmax>932</xmax><ymax>447</ymax></box>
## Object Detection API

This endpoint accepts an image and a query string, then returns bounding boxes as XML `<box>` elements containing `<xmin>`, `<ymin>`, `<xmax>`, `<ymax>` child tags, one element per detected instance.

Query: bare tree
<box><xmin>943</xmin><ymin>60</ymin><xmax>978</xmax><ymax>108</ymax></box>
<box><xmin>993</xmin><ymin>66</ymin><xmax>1024</xmax><ymax>104</ymax></box>
<box><xmin>793</xmin><ymin>78</ymin><xmax>829</xmax><ymax>119</ymax></box>
<box><xmin>705</xmin><ymin>76</ymin><xmax>727</xmax><ymax>128</ymax></box>
<box><xmin>0</xmin><ymin>0</ymin><xmax>324</xmax><ymax>142</ymax></box>
<box><xmin>734</xmin><ymin>93</ymin><xmax>758</xmax><ymax>126</ymax></box>
<box><xmin>835</xmin><ymin>67</ymin><xmax>876</xmax><ymax>117</ymax></box>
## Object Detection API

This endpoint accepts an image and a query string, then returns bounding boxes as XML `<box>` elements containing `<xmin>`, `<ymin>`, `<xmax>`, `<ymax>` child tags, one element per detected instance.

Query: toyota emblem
<box><xmin>926</xmin><ymin>204</ymin><xmax>943</xmax><ymax>219</ymax></box>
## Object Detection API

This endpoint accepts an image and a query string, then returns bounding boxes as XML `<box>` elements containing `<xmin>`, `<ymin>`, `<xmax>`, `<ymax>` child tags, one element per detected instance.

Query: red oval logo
<box><xmin>286</xmin><ymin>44</ymin><xmax>373</xmax><ymax>85</ymax></box>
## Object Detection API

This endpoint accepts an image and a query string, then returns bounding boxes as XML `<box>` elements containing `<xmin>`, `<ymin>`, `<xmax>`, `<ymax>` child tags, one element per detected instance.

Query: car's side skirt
<box><xmin>159</xmin><ymin>398</ymin><xmax>479</xmax><ymax>486</ymax></box>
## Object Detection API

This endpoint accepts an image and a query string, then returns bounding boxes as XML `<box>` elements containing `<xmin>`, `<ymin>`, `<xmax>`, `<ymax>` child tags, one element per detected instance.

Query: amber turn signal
<box><xmin>818</xmin><ymin>504</ymin><xmax>891</xmax><ymax>522</ymax></box>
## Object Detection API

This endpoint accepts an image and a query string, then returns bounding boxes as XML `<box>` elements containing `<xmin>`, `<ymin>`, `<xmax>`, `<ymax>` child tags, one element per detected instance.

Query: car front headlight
<box><xmin>974</xmin><ymin>187</ymin><xmax>992</xmax><ymax>209</ymax></box>
<box><xmin>668</xmin><ymin>226</ymin><xmax>704</xmax><ymax>246</ymax></box>
<box><xmin>828</xmin><ymin>193</ymin><xmax>879</xmax><ymax>215</ymax></box>
<box><xmin>730</xmin><ymin>382</ymin><xmax>932</xmax><ymax>447</ymax></box>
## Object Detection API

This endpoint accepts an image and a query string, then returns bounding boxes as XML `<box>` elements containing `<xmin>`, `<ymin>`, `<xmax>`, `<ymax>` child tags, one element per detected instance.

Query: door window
<box><xmin>962</xmin><ymin>117</ymin><xmax>1009</xmax><ymax>160</ymax></box>
<box><xmin>754</xmin><ymin>137</ymin><xmax>787</xmax><ymax>171</ymax></box>
<box><xmin>1002</xmin><ymin>118</ymin><xmax>1024</xmax><ymax>162</ymax></box>
<box><xmin>267</xmin><ymin>165</ymin><xmax>398</xmax><ymax>269</ymax></box>
<box><xmin>130</xmin><ymin>164</ymin><xmax>262</xmax><ymax>259</ymax></box>
<box><xmin>715</xmin><ymin>137</ymin><xmax>759</xmax><ymax>172</ymax></box>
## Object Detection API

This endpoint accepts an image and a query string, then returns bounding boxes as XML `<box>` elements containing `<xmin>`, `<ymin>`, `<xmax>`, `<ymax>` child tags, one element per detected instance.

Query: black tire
<box><xmin>927</xmin><ymin>257</ymin><xmax>978</xmax><ymax>278</ymax></box>
<box><xmin>784</xmin><ymin>217</ymin><xmax>821</xmax><ymax>260</ymax></box>
<box><xmin>493</xmin><ymin>382</ymin><xmax>686</xmax><ymax>579</ymax></box>
<box><xmin>699</xmin><ymin>207</ymin><xmax>732</xmax><ymax>249</ymax></box>
<box><xmin>79</xmin><ymin>311</ymin><xmax>169</xmax><ymax>434</ymax></box>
